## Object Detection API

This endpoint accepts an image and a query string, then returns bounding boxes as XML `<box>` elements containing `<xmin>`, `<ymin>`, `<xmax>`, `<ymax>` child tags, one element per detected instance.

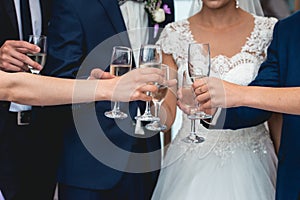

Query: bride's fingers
<box><xmin>194</xmin><ymin>84</ymin><xmax>209</xmax><ymax>95</ymax></box>
<box><xmin>193</xmin><ymin>78</ymin><xmax>208</xmax><ymax>88</ymax></box>
<box><xmin>196</xmin><ymin>92</ymin><xmax>211</xmax><ymax>104</ymax></box>
<box><xmin>177</xmin><ymin>100</ymin><xmax>190</xmax><ymax>114</ymax></box>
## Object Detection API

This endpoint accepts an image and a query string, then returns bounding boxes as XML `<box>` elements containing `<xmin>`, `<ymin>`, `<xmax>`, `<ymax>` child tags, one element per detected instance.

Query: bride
<box><xmin>152</xmin><ymin>0</ymin><xmax>278</xmax><ymax>199</ymax></box>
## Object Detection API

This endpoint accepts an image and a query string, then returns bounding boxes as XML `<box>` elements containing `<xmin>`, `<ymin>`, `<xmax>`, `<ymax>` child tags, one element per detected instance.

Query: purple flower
<box><xmin>163</xmin><ymin>4</ymin><xmax>171</xmax><ymax>14</ymax></box>
<box><xmin>154</xmin><ymin>24</ymin><xmax>159</xmax><ymax>38</ymax></box>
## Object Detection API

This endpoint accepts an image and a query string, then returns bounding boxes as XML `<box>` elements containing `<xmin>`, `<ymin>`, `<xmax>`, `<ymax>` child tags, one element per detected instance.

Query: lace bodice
<box><xmin>157</xmin><ymin>15</ymin><xmax>277</xmax><ymax>85</ymax></box>
<box><xmin>157</xmin><ymin>15</ymin><xmax>278</xmax><ymax>163</ymax></box>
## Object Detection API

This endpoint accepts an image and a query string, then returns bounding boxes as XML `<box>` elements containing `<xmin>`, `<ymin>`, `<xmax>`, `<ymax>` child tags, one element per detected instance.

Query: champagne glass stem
<box><xmin>189</xmin><ymin>118</ymin><xmax>205</xmax><ymax>143</ymax></box>
<box><xmin>190</xmin><ymin>118</ymin><xmax>196</xmax><ymax>135</ymax></box>
<box><xmin>154</xmin><ymin>101</ymin><xmax>160</xmax><ymax>119</ymax></box>
<box><xmin>113</xmin><ymin>101</ymin><xmax>120</xmax><ymax>114</ymax></box>
<box><xmin>117</xmin><ymin>101</ymin><xmax>121</xmax><ymax>112</ymax></box>
<box><xmin>145</xmin><ymin>101</ymin><xmax>166</xmax><ymax>131</ymax></box>
<box><xmin>144</xmin><ymin>101</ymin><xmax>152</xmax><ymax>115</ymax></box>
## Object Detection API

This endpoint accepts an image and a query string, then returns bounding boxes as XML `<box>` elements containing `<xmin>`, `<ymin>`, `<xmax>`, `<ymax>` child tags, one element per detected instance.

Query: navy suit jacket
<box><xmin>39</xmin><ymin>0</ymin><xmax>174</xmax><ymax>190</ymax></box>
<box><xmin>222</xmin><ymin>11</ymin><xmax>300</xmax><ymax>200</ymax></box>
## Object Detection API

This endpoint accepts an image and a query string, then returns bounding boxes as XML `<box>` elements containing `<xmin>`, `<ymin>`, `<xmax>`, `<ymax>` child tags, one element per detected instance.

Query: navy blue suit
<box><xmin>37</xmin><ymin>0</ymin><xmax>174</xmax><ymax>199</ymax></box>
<box><xmin>222</xmin><ymin>11</ymin><xmax>300</xmax><ymax>200</ymax></box>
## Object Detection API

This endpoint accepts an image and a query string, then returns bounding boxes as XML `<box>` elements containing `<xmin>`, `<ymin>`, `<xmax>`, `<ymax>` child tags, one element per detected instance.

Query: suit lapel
<box><xmin>97</xmin><ymin>0</ymin><xmax>131</xmax><ymax>47</ymax></box>
<box><xmin>3</xmin><ymin>0</ymin><xmax>18</xmax><ymax>35</ymax></box>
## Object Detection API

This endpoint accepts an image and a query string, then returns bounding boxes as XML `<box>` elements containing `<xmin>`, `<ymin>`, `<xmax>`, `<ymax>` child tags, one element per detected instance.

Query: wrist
<box><xmin>95</xmin><ymin>80</ymin><xmax>112</xmax><ymax>101</ymax></box>
<box><xmin>234</xmin><ymin>85</ymin><xmax>247</xmax><ymax>107</ymax></box>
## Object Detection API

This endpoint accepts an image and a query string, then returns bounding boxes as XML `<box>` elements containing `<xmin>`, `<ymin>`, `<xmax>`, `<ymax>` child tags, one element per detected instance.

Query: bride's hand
<box><xmin>176</xmin><ymin>88</ymin><xmax>192</xmax><ymax>115</ymax></box>
<box><xmin>193</xmin><ymin>77</ymin><xmax>230</xmax><ymax>109</ymax></box>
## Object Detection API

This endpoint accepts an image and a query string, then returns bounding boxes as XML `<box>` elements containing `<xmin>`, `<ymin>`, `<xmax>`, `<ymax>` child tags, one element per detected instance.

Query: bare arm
<box><xmin>194</xmin><ymin>77</ymin><xmax>300</xmax><ymax>115</ymax></box>
<box><xmin>0</xmin><ymin>68</ymin><xmax>163</xmax><ymax>105</ymax></box>
<box><xmin>239</xmin><ymin>86</ymin><xmax>300</xmax><ymax>115</ymax></box>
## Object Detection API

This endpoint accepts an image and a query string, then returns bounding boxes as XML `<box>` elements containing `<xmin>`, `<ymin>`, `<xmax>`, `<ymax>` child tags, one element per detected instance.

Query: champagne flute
<box><xmin>179</xmin><ymin>71</ymin><xmax>205</xmax><ymax>143</ymax></box>
<box><xmin>145</xmin><ymin>64</ymin><xmax>169</xmax><ymax>131</ymax></box>
<box><xmin>27</xmin><ymin>35</ymin><xmax>47</xmax><ymax>74</ymax></box>
<box><xmin>135</xmin><ymin>44</ymin><xmax>162</xmax><ymax>121</ymax></box>
<box><xmin>188</xmin><ymin>43</ymin><xmax>212</xmax><ymax>119</ymax></box>
<box><xmin>105</xmin><ymin>46</ymin><xmax>132</xmax><ymax>119</ymax></box>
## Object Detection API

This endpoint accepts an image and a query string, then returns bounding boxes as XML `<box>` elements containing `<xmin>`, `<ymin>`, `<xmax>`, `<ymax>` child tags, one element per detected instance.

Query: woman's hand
<box><xmin>193</xmin><ymin>77</ymin><xmax>243</xmax><ymax>110</ymax></box>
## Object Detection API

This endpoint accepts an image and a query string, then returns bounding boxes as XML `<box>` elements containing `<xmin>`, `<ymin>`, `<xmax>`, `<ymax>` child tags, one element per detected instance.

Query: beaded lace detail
<box><xmin>157</xmin><ymin>15</ymin><xmax>277</xmax><ymax>164</ymax></box>
<box><xmin>157</xmin><ymin>15</ymin><xmax>277</xmax><ymax>84</ymax></box>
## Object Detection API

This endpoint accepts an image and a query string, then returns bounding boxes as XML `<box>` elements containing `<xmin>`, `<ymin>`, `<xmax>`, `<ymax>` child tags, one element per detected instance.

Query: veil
<box><xmin>189</xmin><ymin>0</ymin><xmax>264</xmax><ymax>17</ymax></box>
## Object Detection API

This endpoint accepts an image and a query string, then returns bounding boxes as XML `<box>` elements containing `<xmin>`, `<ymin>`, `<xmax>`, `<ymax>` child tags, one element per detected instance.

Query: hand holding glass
<box><xmin>188</xmin><ymin>43</ymin><xmax>212</xmax><ymax>119</ymax></box>
<box><xmin>105</xmin><ymin>46</ymin><xmax>132</xmax><ymax>119</ymax></box>
<box><xmin>179</xmin><ymin>71</ymin><xmax>205</xmax><ymax>143</ymax></box>
<box><xmin>135</xmin><ymin>44</ymin><xmax>162</xmax><ymax>121</ymax></box>
<box><xmin>27</xmin><ymin>35</ymin><xmax>47</xmax><ymax>74</ymax></box>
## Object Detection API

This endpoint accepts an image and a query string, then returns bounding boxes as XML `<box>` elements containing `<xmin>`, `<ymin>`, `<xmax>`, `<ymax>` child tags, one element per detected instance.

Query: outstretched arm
<box><xmin>195</xmin><ymin>77</ymin><xmax>300</xmax><ymax>115</ymax></box>
<box><xmin>0</xmin><ymin>68</ymin><xmax>163</xmax><ymax>105</ymax></box>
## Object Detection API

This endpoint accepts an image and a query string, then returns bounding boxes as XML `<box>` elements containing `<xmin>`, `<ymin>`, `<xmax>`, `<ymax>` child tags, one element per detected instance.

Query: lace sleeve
<box><xmin>156</xmin><ymin>20</ymin><xmax>192</xmax><ymax>63</ymax></box>
<box><xmin>243</xmin><ymin>16</ymin><xmax>278</xmax><ymax>61</ymax></box>
<box><xmin>156</xmin><ymin>24</ymin><xmax>175</xmax><ymax>55</ymax></box>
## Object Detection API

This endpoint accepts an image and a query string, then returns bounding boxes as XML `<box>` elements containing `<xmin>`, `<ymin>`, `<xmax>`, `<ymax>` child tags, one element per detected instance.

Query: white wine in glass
<box><xmin>180</xmin><ymin>71</ymin><xmax>205</xmax><ymax>143</ymax></box>
<box><xmin>27</xmin><ymin>35</ymin><xmax>47</xmax><ymax>74</ymax></box>
<box><xmin>135</xmin><ymin>44</ymin><xmax>162</xmax><ymax>122</ymax></box>
<box><xmin>188</xmin><ymin>43</ymin><xmax>212</xmax><ymax>119</ymax></box>
<box><xmin>146</xmin><ymin>64</ymin><xmax>169</xmax><ymax>131</ymax></box>
<box><xmin>105</xmin><ymin>46</ymin><xmax>132</xmax><ymax>119</ymax></box>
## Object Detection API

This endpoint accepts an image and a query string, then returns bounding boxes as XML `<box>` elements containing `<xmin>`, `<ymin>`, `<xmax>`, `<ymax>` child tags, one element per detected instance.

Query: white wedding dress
<box><xmin>152</xmin><ymin>15</ymin><xmax>278</xmax><ymax>200</ymax></box>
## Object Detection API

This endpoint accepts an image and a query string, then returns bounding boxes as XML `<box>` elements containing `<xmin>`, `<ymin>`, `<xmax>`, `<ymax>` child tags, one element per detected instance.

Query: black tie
<box><xmin>20</xmin><ymin>0</ymin><xmax>33</xmax><ymax>41</ymax></box>
<box><xmin>118</xmin><ymin>0</ymin><xmax>145</xmax><ymax>6</ymax></box>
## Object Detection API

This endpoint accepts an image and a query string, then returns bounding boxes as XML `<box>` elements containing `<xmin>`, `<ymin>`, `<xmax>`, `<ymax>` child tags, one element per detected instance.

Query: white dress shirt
<box><xmin>120</xmin><ymin>1</ymin><xmax>149</xmax><ymax>135</ymax></box>
<box><xmin>119</xmin><ymin>1</ymin><xmax>149</xmax><ymax>66</ymax></box>
<box><xmin>10</xmin><ymin>0</ymin><xmax>42</xmax><ymax>112</ymax></box>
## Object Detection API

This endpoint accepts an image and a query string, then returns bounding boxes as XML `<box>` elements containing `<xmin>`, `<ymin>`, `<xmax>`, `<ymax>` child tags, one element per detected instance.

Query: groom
<box><xmin>34</xmin><ymin>0</ymin><xmax>174</xmax><ymax>199</ymax></box>
<box><xmin>206</xmin><ymin>11</ymin><xmax>300</xmax><ymax>200</ymax></box>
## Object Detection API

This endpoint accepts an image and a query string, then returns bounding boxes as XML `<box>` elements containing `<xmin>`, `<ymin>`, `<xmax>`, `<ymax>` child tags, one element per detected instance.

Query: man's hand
<box><xmin>88</xmin><ymin>68</ymin><xmax>114</xmax><ymax>80</ymax></box>
<box><xmin>0</xmin><ymin>40</ymin><xmax>41</xmax><ymax>72</ymax></box>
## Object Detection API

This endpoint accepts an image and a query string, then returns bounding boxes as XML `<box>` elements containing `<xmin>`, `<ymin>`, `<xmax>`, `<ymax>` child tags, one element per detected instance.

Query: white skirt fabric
<box><xmin>152</xmin><ymin>118</ymin><xmax>277</xmax><ymax>200</ymax></box>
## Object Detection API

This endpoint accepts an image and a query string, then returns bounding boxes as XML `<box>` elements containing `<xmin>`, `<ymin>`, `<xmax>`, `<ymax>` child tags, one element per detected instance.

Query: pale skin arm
<box><xmin>0</xmin><ymin>40</ymin><xmax>42</xmax><ymax>72</ymax></box>
<box><xmin>0</xmin><ymin>68</ymin><xmax>163</xmax><ymax>105</ymax></box>
<box><xmin>193</xmin><ymin>77</ymin><xmax>300</xmax><ymax>115</ymax></box>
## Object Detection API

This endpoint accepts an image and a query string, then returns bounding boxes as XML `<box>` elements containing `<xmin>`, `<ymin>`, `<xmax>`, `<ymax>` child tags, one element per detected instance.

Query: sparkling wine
<box><xmin>139</xmin><ymin>63</ymin><xmax>161</xmax><ymax>69</ymax></box>
<box><xmin>27</xmin><ymin>53</ymin><xmax>46</xmax><ymax>74</ymax></box>
<box><xmin>152</xmin><ymin>85</ymin><xmax>168</xmax><ymax>102</ymax></box>
<box><xmin>181</xmin><ymin>86</ymin><xmax>197</xmax><ymax>108</ymax></box>
<box><xmin>110</xmin><ymin>64</ymin><xmax>131</xmax><ymax>76</ymax></box>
